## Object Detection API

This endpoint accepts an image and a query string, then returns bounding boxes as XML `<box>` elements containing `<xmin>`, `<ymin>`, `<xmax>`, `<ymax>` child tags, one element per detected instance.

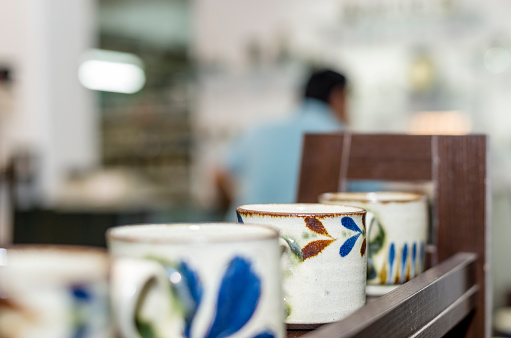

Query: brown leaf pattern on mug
<box><xmin>360</xmin><ymin>238</ymin><xmax>367</xmax><ymax>257</ymax></box>
<box><xmin>304</xmin><ymin>217</ymin><xmax>332</xmax><ymax>238</ymax></box>
<box><xmin>0</xmin><ymin>298</ymin><xmax>24</xmax><ymax>312</ymax></box>
<box><xmin>0</xmin><ymin>297</ymin><xmax>36</xmax><ymax>322</ymax></box>
<box><xmin>301</xmin><ymin>239</ymin><xmax>335</xmax><ymax>260</ymax></box>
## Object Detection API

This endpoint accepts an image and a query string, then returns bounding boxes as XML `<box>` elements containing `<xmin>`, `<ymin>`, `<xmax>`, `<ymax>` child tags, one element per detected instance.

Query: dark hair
<box><xmin>303</xmin><ymin>69</ymin><xmax>347</xmax><ymax>103</ymax></box>
<box><xmin>0</xmin><ymin>68</ymin><xmax>11</xmax><ymax>83</ymax></box>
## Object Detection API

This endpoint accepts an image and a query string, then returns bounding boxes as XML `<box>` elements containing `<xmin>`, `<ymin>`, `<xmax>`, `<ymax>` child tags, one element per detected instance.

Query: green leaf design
<box><xmin>136</xmin><ymin>319</ymin><xmax>158</xmax><ymax>338</ymax></box>
<box><xmin>280</xmin><ymin>236</ymin><xmax>303</xmax><ymax>261</ymax></box>
<box><xmin>135</xmin><ymin>278</ymin><xmax>161</xmax><ymax>338</ymax></box>
<box><xmin>368</xmin><ymin>220</ymin><xmax>386</xmax><ymax>255</ymax></box>
<box><xmin>142</xmin><ymin>256</ymin><xmax>203</xmax><ymax>338</ymax></box>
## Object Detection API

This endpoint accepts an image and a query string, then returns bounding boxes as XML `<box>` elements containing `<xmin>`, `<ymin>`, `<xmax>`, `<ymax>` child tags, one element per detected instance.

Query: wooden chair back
<box><xmin>295</xmin><ymin>133</ymin><xmax>489</xmax><ymax>337</ymax></box>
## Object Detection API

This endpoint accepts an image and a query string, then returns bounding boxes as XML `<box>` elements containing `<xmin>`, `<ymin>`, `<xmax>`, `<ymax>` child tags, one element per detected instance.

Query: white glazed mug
<box><xmin>236</xmin><ymin>203</ymin><xmax>367</xmax><ymax>326</ymax></box>
<box><xmin>0</xmin><ymin>245</ymin><xmax>112</xmax><ymax>338</ymax></box>
<box><xmin>318</xmin><ymin>192</ymin><xmax>429</xmax><ymax>295</ymax></box>
<box><xmin>106</xmin><ymin>223</ymin><xmax>285</xmax><ymax>338</ymax></box>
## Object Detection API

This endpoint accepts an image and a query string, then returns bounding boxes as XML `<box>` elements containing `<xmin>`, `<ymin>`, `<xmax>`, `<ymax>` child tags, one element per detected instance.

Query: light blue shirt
<box><xmin>225</xmin><ymin>99</ymin><xmax>344</xmax><ymax>218</ymax></box>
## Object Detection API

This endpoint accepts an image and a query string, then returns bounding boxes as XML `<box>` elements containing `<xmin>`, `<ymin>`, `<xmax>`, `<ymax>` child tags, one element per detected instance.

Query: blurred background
<box><xmin>1</xmin><ymin>0</ymin><xmax>511</xmax><ymax>332</ymax></box>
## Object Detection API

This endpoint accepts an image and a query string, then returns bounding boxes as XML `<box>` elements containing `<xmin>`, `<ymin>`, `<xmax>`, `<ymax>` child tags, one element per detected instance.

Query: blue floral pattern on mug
<box><xmin>205</xmin><ymin>257</ymin><xmax>262</xmax><ymax>338</ymax></box>
<box><xmin>237</xmin><ymin>214</ymin><xmax>366</xmax><ymax>261</ymax></box>
<box><xmin>381</xmin><ymin>241</ymin><xmax>425</xmax><ymax>284</ymax></box>
<box><xmin>252</xmin><ymin>332</ymin><xmax>276</xmax><ymax>338</ymax></box>
<box><xmin>338</xmin><ymin>217</ymin><xmax>365</xmax><ymax>257</ymax></box>
<box><xmin>237</xmin><ymin>212</ymin><xmax>244</xmax><ymax>224</ymax></box>
<box><xmin>140</xmin><ymin>256</ymin><xmax>273</xmax><ymax>338</ymax></box>
<box><xmin>70</xmin><ymin>285</ymin><xmax>91</xmax><ymax>338</ymax></box>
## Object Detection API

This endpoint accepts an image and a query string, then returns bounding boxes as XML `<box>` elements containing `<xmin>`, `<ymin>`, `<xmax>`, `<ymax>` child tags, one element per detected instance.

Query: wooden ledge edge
<box><xmin>301</xmin><ymin>252</ymin><xmax>477</xmax><ymax>338</ymax></box>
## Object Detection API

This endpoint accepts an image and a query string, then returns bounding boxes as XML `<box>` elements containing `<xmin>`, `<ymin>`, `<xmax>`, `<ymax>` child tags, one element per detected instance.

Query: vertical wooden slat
<box><xmin>296</xmin><ymin>133</ymin><xmax>344</xmax><ymax>203</ymax></box>
<box><xmin>434</xmin><ymin>135</ymin><xmax>489</xmax><ymax>338</ymax></box>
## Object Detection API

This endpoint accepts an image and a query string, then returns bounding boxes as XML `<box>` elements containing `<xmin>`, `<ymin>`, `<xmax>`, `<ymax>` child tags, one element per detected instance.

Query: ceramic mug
<box><xmin>0</xmin><ymin>245</ymin><xmax>112</xmax><ymax>338</ymax></box>
<box><xmin>318</xmin><ymin>192</ymin><xmax>428</xmax><ymax>295</ymax></box>
<box><xmin>107</xmin><ymin>223</ymin><xmax>285</xmax><ymax>338</ymax></box>
<box><xmin>236</xmin><ymin>203</ymin><xmax>367</xmax><ymax>326</ymax></box>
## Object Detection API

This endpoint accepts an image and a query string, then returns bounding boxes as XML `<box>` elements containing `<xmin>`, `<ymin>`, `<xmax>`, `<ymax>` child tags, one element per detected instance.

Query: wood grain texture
<box><xmin>295</xmin><ymin>133</ymin><xmax>489</xmax><ymax>337</ymax></box>
<box><xmin>287</xmin><ymin>253</ymin><xmax>477</xmax><ymax>338</ymax></box>
<box><xmin>346</xmin><ymin>134</ymin><xmax>432</xmax><ymax>181</ymax></box>
<box><xmin>287</xmin><ymin>330</ymin><xmax>311</xmax><ymax>338</ymax></box>
<box><xmin>297</xmin><ymin>134</ymin><xmax>433</xmax><ymax>204</ymax></box>
<box><xmin>433</xmin><ymin>135</ymin><xmax>489</xmax><ymax>338</ymax></box>
<box><xmin>296</xmin><ymin>133</ymin><xmax>344</xmax><ymax>203</ymax></box>
<box><xmin>413</xmin><ymin>285</ymin><xmax>478</xmax><ymax>338</ymax></box>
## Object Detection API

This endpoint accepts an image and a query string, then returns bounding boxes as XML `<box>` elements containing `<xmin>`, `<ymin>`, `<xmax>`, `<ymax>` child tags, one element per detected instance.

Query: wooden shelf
<box><xmin>295</xmin><ymin>133</ymin><xmax>489</xmax><ymax>337</ymax></box>
<box><xmin>286</xmin><ymin>252</ymin><xmax>477</xmax><ymax>337</ymax></box>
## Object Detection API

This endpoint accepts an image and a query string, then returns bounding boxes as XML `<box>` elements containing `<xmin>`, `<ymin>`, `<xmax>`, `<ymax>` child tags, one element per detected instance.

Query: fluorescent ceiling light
<box><xmin>78</xmin><ymin>49</ymin><xmax>146</xmax><ymax>94</ymax></box>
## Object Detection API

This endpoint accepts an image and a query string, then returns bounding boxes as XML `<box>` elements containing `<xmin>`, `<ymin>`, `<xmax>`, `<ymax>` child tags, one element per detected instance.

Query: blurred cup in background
<box><xmin>319</xmin><ymin>191</ymin><xmax>428</xmax><ymax>296</ymax></box>
<box><xmin>0</xmin><ymin>245</ymin><xmax>112</xmax><ymax>338</ymax></box>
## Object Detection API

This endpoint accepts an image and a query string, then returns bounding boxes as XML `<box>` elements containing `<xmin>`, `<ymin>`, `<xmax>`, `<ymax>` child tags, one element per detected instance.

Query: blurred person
<box><xmin>215</xmin><ymin>68</ymin><xmax>349</xmax><ymax>221</ymax></box>
<box><xmin>0</xmin><ymin>68</ymin><xmax>14</xmax><ymax>167</ymax></box>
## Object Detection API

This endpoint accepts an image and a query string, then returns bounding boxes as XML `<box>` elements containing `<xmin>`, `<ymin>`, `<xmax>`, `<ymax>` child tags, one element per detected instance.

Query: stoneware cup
<box><xmin>236</xmin><ymin>203</ymin><xmax>367</xmax><ymax>326</ymax></box>
<box><xmin>106</xmin><ymin>223</ymin><xmax>284</xmax><ymax>338</ymax></box>
<box><xmin>0</xmin><ymin>245</ymin><xmax>112</xmax><ymax>338</ymax></box>
<box><xmin>318</xmin><ymin>192</ymin><xmax>428</xmax><ymax>296</ymax></box>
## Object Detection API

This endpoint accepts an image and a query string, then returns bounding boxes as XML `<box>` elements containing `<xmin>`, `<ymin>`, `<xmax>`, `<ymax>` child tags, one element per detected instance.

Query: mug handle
<box><xmin>278</xmin><ymin>236</ymin><xmax>304</xmax><ymax>318</ymax></box>
<box><xmin>111</xmin><ymin>258</ymin><xmax>173</xmax><ymax>338</ymax></box>
<box><xmin>365</xmin><ymin>211</ymin><xmax>376</xmax><ymax>280</ymax></box>
<box><xmin>365</xmin><ymin>211</ymin><xmax>376</xmax><ymax>239</ymax></box>
<box><xmin>365</xmin><ymin>211</ymin><xmax>386</xmax><ymax>281</ymax></box>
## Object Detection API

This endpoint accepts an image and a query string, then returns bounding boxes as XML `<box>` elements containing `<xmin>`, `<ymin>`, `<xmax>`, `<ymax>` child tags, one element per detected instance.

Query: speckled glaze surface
<box><xmin>0</xmin><ymin>246</ymin><xmax>112</xmax><ymax>338</ymax></box>
<box><xmin>107</xmin><ymin>223</ymin><xmax>284</xmax><ymax>338</ymax></box>
<box><xmin>319</xmin><ymin>192</ymin><xmax>429</xmax><ymax>287</ymax></box>
<box><xmin>236</xmin><ymin>204</ymin><xmax>367</xmax><ymax>325</ymax></box>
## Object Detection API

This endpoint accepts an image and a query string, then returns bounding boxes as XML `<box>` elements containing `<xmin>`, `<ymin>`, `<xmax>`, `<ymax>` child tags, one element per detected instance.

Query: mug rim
<box><xmin>1</xmin><ymin>244</ymin><xmax>107</xmax><ymax>255</ymax></box>
<box><xmin>106</xmin><ymin>222</ymin><xmax>280</xmax><ymax>244</ymax></box>
<box><xmin>319</xmin><ymin>191</ymin><xmax>426</xmax><ymax>204</ymax></box>
<box><xmin>236</xmin><ymin>203</ymin><xmax>366</xmax><ymax>217</ymax></box>
<box><xmin>0</xmin><ymin>245</ymin><xmax>109</xmax><ymax>289</ymax></box>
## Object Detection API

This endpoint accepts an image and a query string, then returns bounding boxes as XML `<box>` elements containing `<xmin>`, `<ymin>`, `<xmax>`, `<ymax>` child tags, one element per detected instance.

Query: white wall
<box><xmin>0</xmin><ymin>0</ymin><xmax>98</xmax><ymax>206</ymax></box>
